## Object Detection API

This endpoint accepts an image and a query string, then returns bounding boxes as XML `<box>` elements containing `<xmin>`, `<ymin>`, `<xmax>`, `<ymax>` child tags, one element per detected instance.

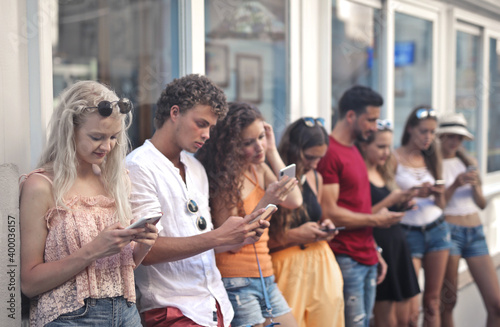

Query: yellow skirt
<box><xmin>271</xmin><ymin>241</ymin><xmax>345</xmax><ymax>327</ymax></box>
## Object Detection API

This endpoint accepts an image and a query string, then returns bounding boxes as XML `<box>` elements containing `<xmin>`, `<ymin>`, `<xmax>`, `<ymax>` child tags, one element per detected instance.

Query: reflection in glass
<box><xmin>331</xmin><ymin>0</ymin><xmax>381</xmax><ymax>126</ymax></box>
<box><xmin>488</xmin><ymin>38</ymin><xmax>500</xmax><ymax>172</ymax></box>
<box><xmin>455</xmin><ymin>30</ymin><xmax>480</xmax><ymax>157</ymax></box>
<box><xmin>52</xmin><ymin>0</ymin><xmax>179</xmax><ymax>148</ymax></box>
<box><xmin>394</xmin><ymin>13</ymin><xmax>432</xmax><ymax>147</ymax></box>
<box><xmin>205</xmin><ymin>0</ymin><xmax>288</xmax><ymax>135</ymax></box>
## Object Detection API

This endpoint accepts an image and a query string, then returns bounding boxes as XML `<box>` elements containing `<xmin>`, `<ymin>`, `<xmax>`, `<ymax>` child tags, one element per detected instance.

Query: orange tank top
<box><xmin>216</xmin><ymin>166</ymin><xmax>273</xmax><ymax>277</ymax></box>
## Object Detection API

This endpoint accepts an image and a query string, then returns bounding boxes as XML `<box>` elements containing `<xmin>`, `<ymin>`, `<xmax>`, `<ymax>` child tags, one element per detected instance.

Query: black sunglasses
<box><xmin>187</xmin><ymin>199</ymin><xmax>207</xmax><ymax>231</ymax></box>
<box><xmin>85</xmin><ymin>98</ymin><xmax>133</xmax><ymax>117</ymax></box>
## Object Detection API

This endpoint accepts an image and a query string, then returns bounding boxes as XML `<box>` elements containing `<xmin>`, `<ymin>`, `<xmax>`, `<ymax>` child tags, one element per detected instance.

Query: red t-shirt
<box><xmin>317</xmin><ymin>135</ymin><xmax>378</xmax><ymax>266</ymax></box>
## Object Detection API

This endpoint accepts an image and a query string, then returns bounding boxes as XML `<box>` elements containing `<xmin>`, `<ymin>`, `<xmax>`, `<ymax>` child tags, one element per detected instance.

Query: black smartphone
<box><xmin>320</xmin><ymin>226</ymin><xmax>346</xmax><ymax>233</ymax></box>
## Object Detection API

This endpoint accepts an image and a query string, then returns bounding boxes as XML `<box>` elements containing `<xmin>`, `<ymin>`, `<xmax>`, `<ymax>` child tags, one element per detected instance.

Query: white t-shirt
<box><xmin>395</xmin><ymin>164</ymin><xmax>443</xmax><ymax>226</ymax></box>
<box><xmin>126</xmin><ymin>140</ymin><xmax>233</xmax><ymax>327</ymax></box>
<box><xmin>443</xmin><ymin>157</ymin><xmax>478</xmax><ymax>216</ymax></box>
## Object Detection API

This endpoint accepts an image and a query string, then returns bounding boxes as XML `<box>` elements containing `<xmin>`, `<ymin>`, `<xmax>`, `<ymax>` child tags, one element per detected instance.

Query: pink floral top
<box><xmin>22</xmin><ymin>171</ymin><xmax>136</xmax><ymax>327</ymax></box>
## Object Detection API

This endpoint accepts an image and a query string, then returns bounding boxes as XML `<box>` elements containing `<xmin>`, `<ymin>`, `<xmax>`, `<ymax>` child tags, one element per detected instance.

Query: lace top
<box><xmin>22</xmin><ymin>170</ymin><xmax>136</xmax><ymax>327</ymax></box>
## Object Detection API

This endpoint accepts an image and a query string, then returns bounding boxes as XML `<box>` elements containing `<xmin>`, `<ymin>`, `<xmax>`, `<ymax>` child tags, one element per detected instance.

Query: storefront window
<box><xmin>204</xmin><ymin>0</ymin><xmax>288</xmax><ymax>134</ymax></box>
<box><xmin>456</xmin><ymin>30</ymin><xmax>480</xmax><ymax>157</ymax></box>
<box><xmin>52</xmin><ymin>0</ymin><xmax>179</xmax><ymax>148</ymax></box>
<box><xmin>331</xmin><ymin>0</ymin><xmax>381</xmax><ymax>125</ymax></box>
<box><xmin>488</xmin><ymin>38</ymin><xmax>500</xmax><ymax>172</ymax></box>
<box><xmin>394</xmin><ymin>13</ymin><xmax>433</xmax><ymax>147</ymax></box>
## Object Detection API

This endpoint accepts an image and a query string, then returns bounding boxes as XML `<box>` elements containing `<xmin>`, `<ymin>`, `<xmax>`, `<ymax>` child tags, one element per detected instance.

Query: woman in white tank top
<box><xmin>437</xmin><ymin>113</ymin><xmax>500</xmax><ymax>327</ymax></box>
<box><xmin>394</xmin><ymin>106</ymin><xmax>451</xmax><ymax>327</ymax></box>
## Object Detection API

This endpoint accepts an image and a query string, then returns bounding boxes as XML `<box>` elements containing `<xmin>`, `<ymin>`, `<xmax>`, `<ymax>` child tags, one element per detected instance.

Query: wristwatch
<box><xmin>376</xmin><ymin>246</ymin><xmax>383</xmax><ymax>254</ymax></box>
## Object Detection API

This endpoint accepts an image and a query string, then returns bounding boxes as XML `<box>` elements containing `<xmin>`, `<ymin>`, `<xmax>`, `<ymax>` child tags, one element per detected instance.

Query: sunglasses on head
<box><xmin>415</xmin><ymin>108</ymin><xmax>437</xmax><ymax>120</ymax></box>
<box><xmin>187</xmin><ymin>199</ymin><xmax>207</xmax><ymax>231</ymax></box>
<box><xmin>85</xmin><ymin>98</ymin><xmax>133</xmax><ymax>117</ymax></box>
<box><xmin>376</xmin><ymin>119</ymin><xmax>393</xmax><ymax>131</ymax></box>
<box><xmin>303</xmin><ymin>117</ymin><xmax>325</xmax><ymax>127</ymax></box>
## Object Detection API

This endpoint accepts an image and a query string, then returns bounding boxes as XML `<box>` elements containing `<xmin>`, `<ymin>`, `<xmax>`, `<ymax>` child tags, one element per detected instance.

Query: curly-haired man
<box><xmin>126</xmin><ymin>74</ymin><xmax>269</xmax><ymax>327</ymax></box>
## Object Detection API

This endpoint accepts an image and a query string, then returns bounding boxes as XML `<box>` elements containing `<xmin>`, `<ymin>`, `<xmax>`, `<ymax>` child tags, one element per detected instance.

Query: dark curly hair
<box><xmin>154</xmin><ymin>74</ymin><xmax>228</xmax><ymax>129</ymax></box>
<box><xmin>338</xmin><ymin>85</ymin><xmax>383</xmax><ymax>119</ymax></box>
<box><xmin>270</xmin><ymin>118</ymin><xmax>329</xmax><ymax>242</ymax></box>
<box><xmin>196</xmin><ymin>102</ymin><xmax>263</xmax><ymax>214</ymax></box>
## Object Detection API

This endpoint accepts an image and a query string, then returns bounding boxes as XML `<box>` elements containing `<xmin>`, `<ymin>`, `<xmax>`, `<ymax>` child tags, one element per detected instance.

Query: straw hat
<box><xmin>436</xmin><ymin>113</ymin><xmax>474</xmax><ymax>140</ymax></box>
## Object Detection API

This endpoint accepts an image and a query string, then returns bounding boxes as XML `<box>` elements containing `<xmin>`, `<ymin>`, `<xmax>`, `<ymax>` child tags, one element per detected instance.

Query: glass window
<box><xmin>52</xmin><ymin>0</ymin><xmax>179</xmax><ymax>148</ymax></box>
<box><xmin>488</xmin><ymin>38</ymin><xmax>500</xmax><ymax>173</ymax></box>
<box><xmin>455</xmin><ymin>30</ymin><xmax>480</xmax><ymax>157</ymax></box>
<box><xmin>204</xmin><ymin>0</ymin><xmax>288</xmax><ymax>135</ymax></box>
<box><xmin>394</xmin><ymin>12</ymin><xmax>433</xmax><ymax>147</ymax></box>
<box><xmin>331</xmin><ymin>0</ymin><xmax>381</xmax><ymax>125</ymax></box>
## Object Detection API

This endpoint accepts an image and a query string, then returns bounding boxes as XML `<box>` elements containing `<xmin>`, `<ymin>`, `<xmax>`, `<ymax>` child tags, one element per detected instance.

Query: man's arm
<box><xmin>321</xmin><ymin>183</ymin><xmax>403</xmax><ymax>228</ymax></box>
<box><xmin>142</xmin><ymin>209</ymin><xmax>266</xmax><ymax>265</ymax></box>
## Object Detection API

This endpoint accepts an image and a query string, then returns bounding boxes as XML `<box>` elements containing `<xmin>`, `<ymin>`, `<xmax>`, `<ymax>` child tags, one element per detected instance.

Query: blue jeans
<box><xmin>448</xmin><ymin>223</ymin><xmax>489</xmax><ymax>258</ymax></box>
<box><xmin>336</xmin><ymin>255</ymin><xmax>377</xmax><ymax>327</ymax></box>
<box><xmin>46</xmin><ymin>296</ymin><xmax>141</xmax><ymax>327</ymax></box>
<box><xmin>222</xmin><ymin>275</ymin><xmax>291</xmax><ymax>327</ymax></box>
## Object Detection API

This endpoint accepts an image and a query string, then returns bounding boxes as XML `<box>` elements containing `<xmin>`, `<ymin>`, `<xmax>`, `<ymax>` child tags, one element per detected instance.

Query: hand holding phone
<box><xmin>320</xmin><ymin>226</ymin><xmax>346</xmax><ymax>233</ymax></box>
<box><xmin>249</xmin><ymin>204</ymin><xmax>277</xmax><ymax>224</ymax></box>
<box><xmin>279</xmin><ymin>164</ymin><xmax>296</xmax><ymax>181</ymax></box>
<box><xmin>434</xmin><ymin>179</ymin><xmax>445</xmax><ymax>186</ymax></box>
<box><xmin>126</xmin><ymin>212</ymin><xmax>162</xmax><ymax>229</ymax></box>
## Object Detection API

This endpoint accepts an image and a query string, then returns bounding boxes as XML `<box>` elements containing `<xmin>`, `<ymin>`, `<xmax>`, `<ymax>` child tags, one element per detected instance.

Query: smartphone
<box><xmin>404</xmin><ymin>204</ymin><xmax>416</xmax><ymax>211</ymax></box>
<box><xmin>467</xmin><ymin>165</ymin><xmax>477</xmax><ymax>172</ymax></box>
<box><xmin>320</xmin><ymin>226</ymin><xmax>346</xmax><ymax>233</ymax></box>
<box><xmin>126</xmin><ymin>212</ymin><xmax>163</xmax><ymax>229</ymax></box>
<box><xmin>434</xmin><ymin>179</ymin><xmax>445</xmax><ymax>186</ymax></box>
<box><xmin>279</xmin><ymin>164</ymin><xmax>296</xmax><ymax>181</ymax></box>
<box><xmin>249</xmin><ymin>204</ymin><xmax>277</xmax><ymax>224</ymax></box>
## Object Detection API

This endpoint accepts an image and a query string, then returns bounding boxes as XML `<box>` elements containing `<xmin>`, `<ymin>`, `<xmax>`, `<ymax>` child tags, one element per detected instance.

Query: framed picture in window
<box><xmin>236</xmin><ymin>54</ymin><xmax>262</xmax><ymax>103</ymax></box>
<box><xmin>205</xmin><ymin>43</ymin><xmax>229</xmax><ymax>87</ymax></box>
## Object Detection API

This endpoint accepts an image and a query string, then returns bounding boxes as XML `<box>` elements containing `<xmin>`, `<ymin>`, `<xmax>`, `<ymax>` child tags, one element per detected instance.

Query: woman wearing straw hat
<box><xmin>437</xmin><ymin>113</ymin><xmax>500</xmax><ymax>327</ymax></box>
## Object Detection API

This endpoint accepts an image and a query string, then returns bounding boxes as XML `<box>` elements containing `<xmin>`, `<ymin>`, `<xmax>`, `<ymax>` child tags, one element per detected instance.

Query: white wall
<box><xmin>1</xmin><ymin>0</ymin><xmax>31</xmax><ymax>174</ymax></box>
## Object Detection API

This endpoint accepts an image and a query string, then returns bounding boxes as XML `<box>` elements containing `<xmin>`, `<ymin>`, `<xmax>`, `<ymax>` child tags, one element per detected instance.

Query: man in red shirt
<box><xmin>317</xmin><ymin>85</ymin><xmax>403</xmax><ymax>327</ymax></box>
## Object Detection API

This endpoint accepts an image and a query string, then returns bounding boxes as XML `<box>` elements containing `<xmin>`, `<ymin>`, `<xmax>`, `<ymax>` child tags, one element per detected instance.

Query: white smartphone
<box><xmin>249</xmin><ymin>204</ymin><xmax>277</xmax><ymax>224</ymax></box>
<box><xmin>126</xmin><ymin>212</ymin><xmax>163</xmax><ymax>229</ymax></box>
<box><xmin>279</xmin><ymin>164</ymin><xmax>296</xmax><ymax>181</ymax></box>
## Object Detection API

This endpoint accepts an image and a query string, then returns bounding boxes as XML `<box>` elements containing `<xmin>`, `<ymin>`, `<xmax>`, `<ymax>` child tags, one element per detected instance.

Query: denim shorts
<box><xmin>448</xmin><ymin>223</ymin><xmax>490</xmax><ymax>258</ymax></box>
<box><xmin>222</xmin><ymin>275</ymin><xmax>291</xmax><ymax>327</ymax></box>
<box><xmin>46</xmin><ymin>296</ymin><xmax>141</xmax><ymax>327</ymax></box>
<box><xmin>402</xmin><ymin>219</ymin><xmax>452</xmax><ymax>259</ymax></box>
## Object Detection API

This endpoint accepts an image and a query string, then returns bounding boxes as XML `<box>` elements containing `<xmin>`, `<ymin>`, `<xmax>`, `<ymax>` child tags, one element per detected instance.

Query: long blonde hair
<box><xmin>356</xmin><ymin>130</ymin><xmax>397</xmax><ymax>190</ymax></box>
<box><xmin>38</xmin><ymin>81</ymin><xmax>133</xmax><ymax>225</ymax></box>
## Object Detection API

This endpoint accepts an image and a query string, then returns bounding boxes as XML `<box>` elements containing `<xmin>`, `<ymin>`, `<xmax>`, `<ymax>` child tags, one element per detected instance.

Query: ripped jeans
<box><xmin>336</xmin><ymin>255</ymin><xmax>377</xmax><ymax>327</ymax></box>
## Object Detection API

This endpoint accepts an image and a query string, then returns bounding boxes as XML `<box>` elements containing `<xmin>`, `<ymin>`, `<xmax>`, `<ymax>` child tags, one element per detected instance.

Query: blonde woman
<box><xmin>20</xmin><ymin>81</ymin><xmax>158</xmax><ymax>326</ymax></box>
<box><xmin>357</xmin><ymin>119</ymin><xmax>420</xmax><ymax>327</ymax></box>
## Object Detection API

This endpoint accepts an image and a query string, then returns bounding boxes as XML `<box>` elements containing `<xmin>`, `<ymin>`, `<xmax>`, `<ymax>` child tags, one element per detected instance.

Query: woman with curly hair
<box><xmin>196</xmin><ymin>102</ymin><xmax>302</xmax><ymax>327</ymax></box>
<box><xmin>268</xmin><ymin>117</ymin><xmax>344</xmax><ymax>327</ymax></box>
<box><xmin>19</xmin><ymin>81</ymin><xmax>158</xmax><ymax>326</ymax></box>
